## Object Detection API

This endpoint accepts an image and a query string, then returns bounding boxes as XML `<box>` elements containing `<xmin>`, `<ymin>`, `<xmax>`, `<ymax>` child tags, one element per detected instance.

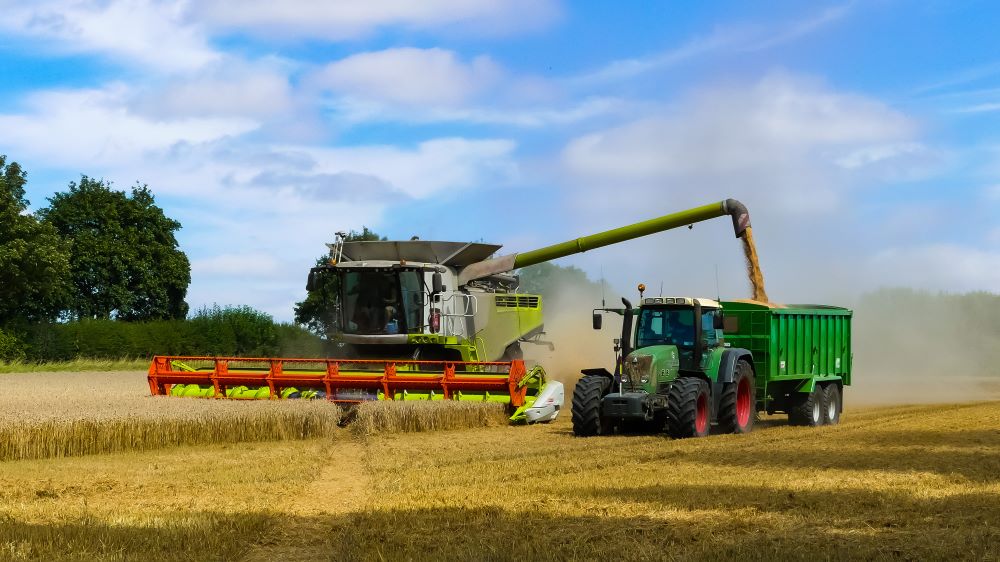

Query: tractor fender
<box><xmin>712</xmin><ymin>349</ymin><xmax>753</xmax><ymax>421</ymax></box>
<box><xmin>717</xmin><ymin>349</ymin><xmax>753</xmax><ymax>384</ymax></box>
<box><xmin>580</xmin><ymin>368</ymin><xmax>615</xmax><ymax>383</ymax></box>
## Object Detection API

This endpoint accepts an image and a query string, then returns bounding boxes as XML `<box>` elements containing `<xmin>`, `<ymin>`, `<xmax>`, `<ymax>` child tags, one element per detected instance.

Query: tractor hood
<box><xmin>621</xmin><ymin>345</ymin><xmax>681</xmax><ymax>392</ymax></box>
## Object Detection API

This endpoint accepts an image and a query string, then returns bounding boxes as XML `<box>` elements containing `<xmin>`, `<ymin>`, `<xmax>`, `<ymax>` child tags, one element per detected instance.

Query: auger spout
<box><xmin>458</xmin><ymin>198</ymin><xmax>750</xmax><ymax>284</ymax></box>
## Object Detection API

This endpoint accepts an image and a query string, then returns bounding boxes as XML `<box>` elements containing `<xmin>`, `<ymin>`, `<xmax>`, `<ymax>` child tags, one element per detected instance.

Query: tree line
<box><xmin>0</xmin><ymin>155</ymin><xmax>322</xmax><ymax>362</ymax></box>
<box><xmin>1</xmin><ymin>155</ymin><xmax>189</xmax><ymax>325</ymax></box>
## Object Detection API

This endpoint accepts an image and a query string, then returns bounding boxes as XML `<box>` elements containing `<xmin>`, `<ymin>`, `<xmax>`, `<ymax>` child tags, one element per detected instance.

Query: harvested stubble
<box><xmin>0</xmin><ymin>371</ymin><xmax>341</xmax><ymax>461</ymax></box>
<box><xmin>350</xmin><ymin>400</ymin><xmax>509</xmax><ymax>437</ymax></box>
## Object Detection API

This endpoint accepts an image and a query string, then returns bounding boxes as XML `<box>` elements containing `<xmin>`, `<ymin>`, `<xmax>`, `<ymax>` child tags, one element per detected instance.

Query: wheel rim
<box><xmin>827</xmin><ymin>392</ymin><xmax>837</xmax><ymax>420</ymax></box>
<box><xmin>812</xmin><ymin>399</ymin><xmax>821</xmax><ymax>424</ymax></box>
<box><xmin>695</xmin><ymin>391</ymin><xmax>708</xmax><ymax>434</ymax></box>
<box><xmin>736</xmin><ymin>377</ymin><xmax>751</xmax><ymax>428</ymax></box>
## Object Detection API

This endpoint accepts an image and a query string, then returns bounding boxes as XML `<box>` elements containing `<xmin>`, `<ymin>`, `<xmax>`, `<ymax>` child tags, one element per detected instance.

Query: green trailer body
<box><xmin>719</xmin><ymin>301</ymin><xmax>852</xmax><ymax>412</ymax></box>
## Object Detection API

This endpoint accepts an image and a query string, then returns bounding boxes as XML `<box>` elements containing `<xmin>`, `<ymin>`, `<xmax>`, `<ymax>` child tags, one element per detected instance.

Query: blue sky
<box><xmin>1</xmin><ymin>0</ymin><xmax>998</xmax><ymax>320</ymax></box>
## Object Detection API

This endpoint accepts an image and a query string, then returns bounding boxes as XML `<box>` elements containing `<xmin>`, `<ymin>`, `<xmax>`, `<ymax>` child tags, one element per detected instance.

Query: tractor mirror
<box><xmin>432</xmin><ymin>272</ymin><xmax>443</xmax><ymax>295</ymax></box>
<box><xmin>714</xmin><ymin>314</ymin><xmax>724</xmax><ymax>330</ymax></box>
<box><xmin>592</xmin><ymin>313</ymin><xmax>602</xmax><ymax>330</ymax></box>
<box><xmin>306</xmin><ymin>270</ymin><xmax>317</xmax><ymax>292</ymax></box>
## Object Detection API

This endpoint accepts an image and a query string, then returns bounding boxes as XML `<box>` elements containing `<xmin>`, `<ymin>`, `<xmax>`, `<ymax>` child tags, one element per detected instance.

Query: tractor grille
<box><xmin>622</xmin><ymin>354</ymin><xmax>653</xmax><ymax>391</ymax></box>
<box><xmin>495</xmin><ymin>295</ymin><xmax>540</xmax><ymax>309</ymax></box>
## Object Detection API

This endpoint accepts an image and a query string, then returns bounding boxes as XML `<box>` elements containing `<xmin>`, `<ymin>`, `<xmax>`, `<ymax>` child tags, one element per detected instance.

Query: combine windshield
<box><xmin>341</xmin><ymin>269</ymin><xmax>424</xmax><ymax>335</ymax></box>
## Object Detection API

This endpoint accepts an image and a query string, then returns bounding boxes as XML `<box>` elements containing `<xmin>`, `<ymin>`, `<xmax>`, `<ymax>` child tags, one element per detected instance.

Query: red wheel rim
<box><xmin>695</xmin><ymin>391</ymin><xmax>708</xmax><ymax>434</ymax></box>
<box><xmin>736</xmin><ymin>377</ymin><xmax>751</xmax><ymax>428</ymax></box>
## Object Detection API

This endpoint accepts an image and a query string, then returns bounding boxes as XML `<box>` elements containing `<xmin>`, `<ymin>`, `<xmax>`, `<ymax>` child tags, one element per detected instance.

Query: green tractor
<box><xmin>573</xmin><ymin>294</ymin><xmax>853</xmax><ymax>437</ymax></box>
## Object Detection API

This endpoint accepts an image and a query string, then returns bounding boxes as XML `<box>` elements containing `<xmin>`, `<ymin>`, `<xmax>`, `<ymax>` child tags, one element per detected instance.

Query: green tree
<box><xmin>294</xmin><ymin>227</ymin><xmax>384</xmax><ymax>336</ymax></box>
<box><xmin>39</xmin><ymin>177</ymin><xmax>191</xmax><ymax>321</ymax></box>
<box><xmin>0</xmin><ymin>155</ymin><xmax>72</xmax><ymax>325</ymax></box>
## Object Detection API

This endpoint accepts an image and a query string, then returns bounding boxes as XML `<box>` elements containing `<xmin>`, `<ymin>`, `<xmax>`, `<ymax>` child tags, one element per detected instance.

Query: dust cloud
<box><xmin>848</xmin><ymin>289</ymin><xmax>1000</xmax><ymax>406</ymax></box>
<box><xmin>523</xmin><ymin>273</ymin><xmax>1000</xmax><ymax>407</ymax></box>
<box><xmin>522</xmin><ymin>282</ymin><xmax>625</xmax><ymax>388</ymax></box>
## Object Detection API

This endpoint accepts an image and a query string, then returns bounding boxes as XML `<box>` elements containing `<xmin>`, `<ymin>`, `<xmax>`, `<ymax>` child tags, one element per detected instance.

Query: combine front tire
<box><xmin>718</xmin><ymin>359</ymin><xmax>756</xmax><ymax>434</ymax></box>
<box><xmin>822</xmin><ymin>384</ymin><xmax>841</xmax><ymax>425</ymax></box>
<box><xmin>666</xmin><ymin>378</ymin><xmax>711</xmax><ymax>439</ymax></box>
<box><xmin>788</xmin><ymin>387</ymin><xmax>824</xmax><ymax>427</ymax></box>
<box><xmin>571</xmin><ymin>376</ymin><xmax>610</xmax><ymax>436</ymax></box>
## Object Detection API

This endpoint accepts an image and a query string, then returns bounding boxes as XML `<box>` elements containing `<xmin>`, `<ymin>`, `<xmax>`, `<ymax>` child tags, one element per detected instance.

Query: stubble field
<box><xmin>0</xmin><ymin>370</ymin><xmax>998</xmax><ymax>561</ymax></box>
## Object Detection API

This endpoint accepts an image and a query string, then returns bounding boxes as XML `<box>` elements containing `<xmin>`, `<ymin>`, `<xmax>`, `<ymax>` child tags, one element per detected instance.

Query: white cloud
<box><xmin>561</xmin><ymin>73</ymin><xmax>919</xmax><ymax>214</ymax></box>
<box><xmin>134</xmin><ymin>61</ymin><xmax>295</xmax><ymax>120</ymax></box>
<box><xmin>0</xmin><ymin>0</ymin><xmax>218</xmax><ymax>72</ymax></box>
<box><xmin>312</xmin><ymin>48</ymin><xmax>502</xmax><ymax>106</ymax></box>
<box><xmin>0</xmin><ymin>85</ymin><xmax>257</xmax><ymax>168</ymax></box>
<box><xmin>865</xmin><ymin>244</ymin><xmax>1000</xmax><ymax>293</ymax></box>
<box><xmin>331</xmin><ymin>96</ymin><xmax>624</xmax><ymax>128</ymax></box>
<box><xmin>529</xmin><ymin>72</ymin><xmax>997</xmax><ymax>304</ymax></box>
<box><xmin>189</xmin><ymin>0</ymin><xmax>561</xmax><ymax>40</ymax></box>
<box><xmin>571</xmin><ymin>4</ymin><xmax>851</xmax><ymax>87</ymax></box>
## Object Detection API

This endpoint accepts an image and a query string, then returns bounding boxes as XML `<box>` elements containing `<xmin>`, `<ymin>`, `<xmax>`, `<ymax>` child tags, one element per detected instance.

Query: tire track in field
<box><xmin>243</xmin><ymin>438</ymin><xmax>370</xmax><ymax>562</ymax></box>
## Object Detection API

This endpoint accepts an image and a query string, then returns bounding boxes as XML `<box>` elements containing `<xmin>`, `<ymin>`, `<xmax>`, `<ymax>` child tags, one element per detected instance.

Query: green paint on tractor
<box><xmin>573</xmin><ymin>297</ymin><xmax>852</xmax><ymax>437</ymax></box>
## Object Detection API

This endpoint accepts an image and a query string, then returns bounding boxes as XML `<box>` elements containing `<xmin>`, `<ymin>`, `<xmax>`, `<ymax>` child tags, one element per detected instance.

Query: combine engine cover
<box><xmin>147</xmin><ymin>356</ymin><xmax>562</xmax><ymax>423</ymax></box>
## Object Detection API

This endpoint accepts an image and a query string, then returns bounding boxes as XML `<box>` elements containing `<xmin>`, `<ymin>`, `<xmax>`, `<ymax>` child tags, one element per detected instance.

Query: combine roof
<box><xmin>336</xmin><ymin>240</ymin><xmax>501</xmax><ymax>266</ymax></box>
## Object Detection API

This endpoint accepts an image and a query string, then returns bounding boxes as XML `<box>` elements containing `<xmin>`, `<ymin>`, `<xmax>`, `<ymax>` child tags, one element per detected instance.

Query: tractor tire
<box><xmin>666</xmin><ymin>377</ymin><xmax>711</xmax><ymax>439</ymax></box>
<box><xmin>717</xmin><ymin>359</ymin><xmax>756</xmax><ymax>434</ymax></box>
<box><xmin>822</xmin><ymin>384</ymin><xmax>841</xmax><ymax>425</ymax></box>
<box><xmin>571</xmin><ymin>375</ymin><xmax>611</xmax><ymax>437</ymax></box>
<box><xmin>788</xmin><ymin>386</ymin><xmax>824</xmax><ymax>427</ymax></box>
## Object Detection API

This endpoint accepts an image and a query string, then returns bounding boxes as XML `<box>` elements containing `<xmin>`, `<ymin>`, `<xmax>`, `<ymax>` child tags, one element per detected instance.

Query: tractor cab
<box><xmin>634</xmin><ymin>297</ymin><xmax>724</xmax><ymax>372</ymax></box>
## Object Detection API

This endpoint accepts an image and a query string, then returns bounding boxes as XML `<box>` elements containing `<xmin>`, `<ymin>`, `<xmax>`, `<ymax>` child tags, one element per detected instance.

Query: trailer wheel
<box><xmin>788</xmin><ymin>386</ymin><xmax>824</xmax><ymax>427</ymax></box>
<box><xmin>718</xmin><ymin>359</ymin><xmax>756</xmax><ymax>434</ymax></box>
<box><xmin>571</xmin><ymin>375</ymin><xmax>611</xmax><ymax>437</ymax></box>
<box><xmin>666</xmin><ymin>377</ymin><xmax>711</xmax><ymax>439</ymax></box>
<box><xmin>822</xmin><ymin>384</ymin><xmax>841</xmax><ymax>425</ymax></box>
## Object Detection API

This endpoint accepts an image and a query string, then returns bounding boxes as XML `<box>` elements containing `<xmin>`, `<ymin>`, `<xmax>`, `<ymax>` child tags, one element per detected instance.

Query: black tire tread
<box><xmin>571</xmin><ymin>375</ymin><xmax>610</xmax><ymax>437</ymax></box>
<box><xmin>717</xmin><ymin>359</ymin><xmax>756</xmax><ymax>434</ymax></box>
<box><xmin>823</xmin><ymin>384</ymin><xmax>841</xmax><ymax>425</ymax></box>
<box><xmin>788</xmin><ymin>387</ymin><xmax>824</xmax><ymax>427</ymax></box>
<box><xmin>666</xmin><ymin>377</ymin><xmax>709</xmax><ymax>439</ymax></box>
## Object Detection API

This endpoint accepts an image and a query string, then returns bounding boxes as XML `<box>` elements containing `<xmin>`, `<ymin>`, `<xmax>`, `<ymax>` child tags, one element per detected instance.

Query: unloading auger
<box><xmin>149</xmin><ymin>199</ymin><xmax>751</xmax><ymax>423</ymax></box>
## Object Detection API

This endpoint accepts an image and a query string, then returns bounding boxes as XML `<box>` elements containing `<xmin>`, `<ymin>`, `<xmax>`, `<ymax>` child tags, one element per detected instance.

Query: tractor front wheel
<box><xmin>666</xmin><ymin>377</ymin><xmax>711</xmax><ymax>439</ymax></box>
<box><xmin>718</xmin><ymin>359</ymin><xmax>756</xmax><ymax>434</ymax></box>
<box><xmin>571</xmin><ymin>375</ymin><xmax>611</xmax><ymax>436</ymax></box>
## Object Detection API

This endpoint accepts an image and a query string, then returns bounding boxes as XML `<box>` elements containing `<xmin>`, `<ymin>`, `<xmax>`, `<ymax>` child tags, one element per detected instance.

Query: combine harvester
<box><xmin>149</xmin><ymin>200</ymin><xmax>753</xmax><ymax>423</ymax></box>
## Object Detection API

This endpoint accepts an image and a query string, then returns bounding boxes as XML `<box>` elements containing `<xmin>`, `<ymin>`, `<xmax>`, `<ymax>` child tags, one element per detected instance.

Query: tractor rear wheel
<box><xmin>717</xmin><ymin>359</ymin><xmax>756</xmax><ymax>434</ymax></box>
<box><xmin>571</xmin><ymin>375</ymin><xmax>611</xmax><ymax>436</ymax></box>
<box><xmin>666</xmin><ymin>377</ymin><xmax>711</xmax><ymax>439</ymax></box>
<box><xmin>822</xmin><ymin>384</ymin><xmax>841</xmax><ymax>425</ymax></box>
<box><xmin>788</xmin><ymin>386</ymin><xmax>824</xmax><ymax>427</ymax></box>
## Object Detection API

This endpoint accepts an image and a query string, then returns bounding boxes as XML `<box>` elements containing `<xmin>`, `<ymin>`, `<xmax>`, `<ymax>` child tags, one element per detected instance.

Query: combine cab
<box><xmin>150</xmin><ymin>199</ymin><xmax>755</xmax><ymax>426</ymax></box>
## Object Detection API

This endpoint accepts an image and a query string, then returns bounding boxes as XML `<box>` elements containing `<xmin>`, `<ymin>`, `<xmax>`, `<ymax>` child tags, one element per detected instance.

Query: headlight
<box><xmin>640</xmin><ymin>374</ymin><xmax>650</xmax><ymax>384</ymax></box>
<box><xmin>620</xmin><ymin>373</ymin><xmax>630</xmax><ymax>383</ymax></box>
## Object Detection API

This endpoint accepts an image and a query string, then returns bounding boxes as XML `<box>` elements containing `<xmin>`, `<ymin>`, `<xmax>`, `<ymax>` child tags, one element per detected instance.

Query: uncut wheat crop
<box><xmin>0</xmin><ymin>371</ymin><xmax>342</xmax><ymax>461</ymax></box>
<box><xmin>350</xmin><ymin>400</ymin><xmax>510</xmax><ymax>437</ymax></box>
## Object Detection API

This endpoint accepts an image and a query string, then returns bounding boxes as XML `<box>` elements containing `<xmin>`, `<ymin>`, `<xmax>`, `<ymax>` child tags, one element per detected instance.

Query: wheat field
<box><xmin>0</xmin><ymin>371</ymin><xmax>997</xmax><ymax>561</ymax></box>
<box><xmin>0</xmin><ymin>371</ymin><xmax>341</xmax><ymax>461</ymax></box>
